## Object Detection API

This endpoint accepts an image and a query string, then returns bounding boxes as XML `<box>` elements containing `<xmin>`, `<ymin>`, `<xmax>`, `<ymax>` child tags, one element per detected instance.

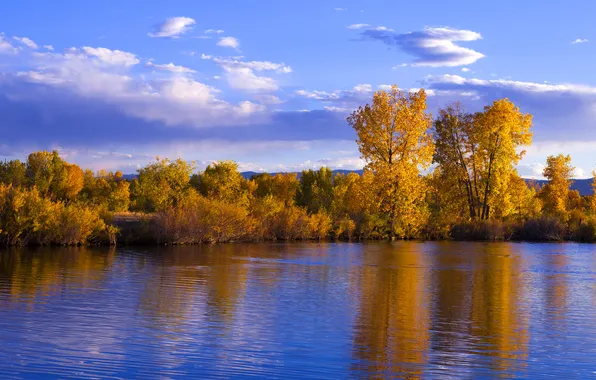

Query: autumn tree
<box><xmin>506</xmin><ymin>173</ymin><xmax>541</xmax><ymax>222</ymax></box>
<box><xmin>252</xmin><ymin>172</ymin><xmax>299</xmax><ymax>207</ymax></box>
<box><xmin>540</xmin><ymin>154</ymin><xmax>574</xmax><ymax>220</ymax></box>
<box><xmin>134</xmin><ymin>157</ymin><xmax>195</xmax><ymax>212</ymax></box>
<box><xmin>0</xmin><ymin>160</ymin><xmax>26</xmax><ymax>187</ymax></box>
<box><xmin>81</xmin><ymin>170</ymin><xmax>130</xmax><ymax>211</ymax></box>
<box><xmin>296</xmin><ymin>167</ymin><xmax>333</xmax><ymax>213</ymax></box>
<box><xmin>347</xmin><ymin>85</ymin><xmax>434</xmax><ymax>237</ymax></box>
<box><xmin>433</xmin><ymin>100</ymin><xmax>533</xmax><ymax>220</ymax></box>
<box><xmin>193</xmin><ymin>161</ymin><xmax>250</xmax><ymax>206</ymax></box>
<box><xmin>590</xmin><ymin>170</ymin><xmax>596</xmax><ymax>214</ymax></box>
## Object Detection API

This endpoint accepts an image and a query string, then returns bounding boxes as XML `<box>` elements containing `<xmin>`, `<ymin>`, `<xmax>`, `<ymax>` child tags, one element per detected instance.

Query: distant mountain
<box><xmin>525</xmin><ymin>178</ymin><xmax>593</xmax><ymax>196</ymax></box>
<box><xmin>122</xmin><ymin>174</ymin><xmax>138</xmax><ymax>181</ymax></box>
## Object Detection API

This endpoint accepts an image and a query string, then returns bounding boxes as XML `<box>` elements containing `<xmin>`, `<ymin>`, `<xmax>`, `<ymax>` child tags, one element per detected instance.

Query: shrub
<box><xmin>515</xmin><ymin>216</ymin><xmax>567</xmax><ymax>241</ymax></box>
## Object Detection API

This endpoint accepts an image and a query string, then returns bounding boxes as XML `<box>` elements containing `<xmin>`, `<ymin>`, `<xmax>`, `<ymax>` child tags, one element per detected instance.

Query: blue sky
<box><xmin>1</xmin><ymin>0</ymin><xmax>595</xmax><ymax>177</ymax></box>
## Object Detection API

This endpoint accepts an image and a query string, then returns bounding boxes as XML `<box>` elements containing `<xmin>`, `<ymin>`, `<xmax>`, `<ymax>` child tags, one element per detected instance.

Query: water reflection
<box><xmin>468</xmin><ymin>244</ymin><xmax>529</xmax><ymax>376</ymax></box>
<box><xmin>0</xmin><ymin>247</ymin><xmax>114</xmax><ymax>306</ymax></box>
<box><xmin>0</xmin><ymin>242</ymin><xmax>595</xmax><ymax>378</ymax></box>
<box><xmin>352</xmin><ymin>242</ymin><xmax>430</xmax><ymax>378</ymax></box>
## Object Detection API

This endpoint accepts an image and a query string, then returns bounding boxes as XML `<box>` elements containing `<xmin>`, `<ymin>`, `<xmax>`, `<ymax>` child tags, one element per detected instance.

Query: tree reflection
<box><xmin>351</xmin><ymin>242</ymin><xmax>431</xmax><ymax>378</ymax></box>
<box><xmin>0</xmin><ymin>247</ymin><xmax>114</xmax><ymax>307</ymax></box>
<box><xmin>468</xmin><ymin>243</ymin><xmax>529</xmax><ymax>376</ymax></box>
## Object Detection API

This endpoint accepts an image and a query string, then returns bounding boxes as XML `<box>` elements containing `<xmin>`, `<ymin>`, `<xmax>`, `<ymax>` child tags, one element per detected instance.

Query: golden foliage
<box><xmin>347</xmin><ymin>86</ymin><xmax>434</xmax><ymax>237</ymax></box>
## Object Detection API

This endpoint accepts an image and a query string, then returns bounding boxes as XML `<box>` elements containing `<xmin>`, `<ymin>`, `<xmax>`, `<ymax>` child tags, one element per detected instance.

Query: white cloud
<box><xmin>347</xmin><ymin>24</ymin><xmax>370</xmax><ymax>30</ymax></box>
<box><xmin>296</xmin><ymin>84</ymin><xmax>372</xmax><ymax>101</ymax></box>
<box><xmin>255</xmin><ymin>94</ymin><xmax>285</xmax><ymax>104</ymax></box>
<box><xmin>0</xmin><ymin>35</ymin><xmax>18</xmax><ymax>54</ymax></box>
<box><xmin>146</xmin><ymin>61</ymin><xmax>196</xmax><ymax>73</ymax></box>
<box><xmin>148</xmin><ymin>17</ymin><xmax>196</xmax><ymax>38</ymax></box>
<box><xmin>205</xmin><ymin>29</ymin><xmax>224</xmax><ymax>34</ymax></box>
<box><xmin>324</xmin><ymin>106</ymin><xmax>352</xmax><ymax>113</ymax></box>
<box><xmin>425</xmin><ymin>74</ymin><xmax>596</xmax><ymax>95</ymax></box>
<box><xmin>296</xmin><ymin>84</ymin><xmax>375</xmax><ymax>112</ymax></box>
<box><xmin>81</xmin><ymin>46</ymin><xmax>140</xmax><ymax>66</ymax></box>
<box><xmin>13</xmin><ymin>36</ymin><xmax>38</xmax><ymax>49</ymax></box>
<box><xmin>13</xmin><ymin>48</ymin><xmax>266</xmax><ymax>128</ymax></box>
<box><xmin>352</xmin><ymin>83</ymin><xmax>372</xmax><ymax>93</ymax></box>
<box><xmin>217</xmin><ymin>36</ymin><xmax>240</xmax><ymax>49</ymax></box>
<box><xmin>223</xmin><ymin>66</ymin><xmax>278</xmax><ymax>92</ymax></box>
<box><xmin>273</xmin><ymin>156</ymin><xmax>365</xmax><ymax>172</ymax></box>
<box><xmin>461</xmin><ymin>67</ymin><xmax>470</xmax><ymax>72</ymax></box>
<box><xmin>202</xmin><ymin>54</ymin><xmax>291</xmax><ymax>92</ymax></box>
<box><xmin>334</xmin><ymin>7</ymin><xmax>347</xmax><ymax>11</ymax></box>
<box><xmin>355</xmin><ymin>26</ymin><xmax>484</xmax><ymax>67</ymax></box>
<box><xmin>201</xmin><ymin>54</ymin><xmax>292</xmax><ymax>73</ymax></box>
<box><xmin>316</xmin><ymin>156</ymin><xmax>365</xmax><ymax>169</ymax></box>
<box><xmin>517</xmin><ymin>162</ymin><xmax>545</xmax><ymax>179</ymax></box>
<box><xmin>572</xmin><ymin>38</ymin><xmax>589</xmax><ymax>44</ymax></box>
<box><xmin>43</xmin><ymin>45</ymin><xmax>54</xmax><ymax>51</ymax></box>
<box><xmin>573</xmin><ymin>167</ymin><xmax>586</xmax><ymax>178</ymax></box>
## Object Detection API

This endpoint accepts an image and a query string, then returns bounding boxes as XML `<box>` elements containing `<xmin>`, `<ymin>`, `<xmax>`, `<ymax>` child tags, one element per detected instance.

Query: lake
<box><xmin>0</xmin><ymin>242</ymin><xmax>595</xmax><ymax>379</ymax></box>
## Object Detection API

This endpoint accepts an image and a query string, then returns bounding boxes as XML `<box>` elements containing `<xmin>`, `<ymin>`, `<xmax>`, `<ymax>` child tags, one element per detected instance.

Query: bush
<box><xmin>451</xmin><ymin>220</ymin><xmax>510</xmax><ymax>241</ymax></box>
<box><xmin>515</xmin><ymin>216</ymin><xmax>567</xmax><ymax>241</ymax></box>
<box><xmin>154</xmin><ymin>191</ymin><xmax>254</xmax><ymax>244</ymax></box>
<box><xmin>0</xmin><ymin>184</ymin><xmax>110</xmax><ymax>246</ymax></box>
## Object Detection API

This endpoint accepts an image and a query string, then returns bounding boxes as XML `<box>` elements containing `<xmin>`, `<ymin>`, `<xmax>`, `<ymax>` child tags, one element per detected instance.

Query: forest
<box><xmin>1</xmin><ymin>86</ymin><xmax>595</xmax><ymax>246</ymax></box>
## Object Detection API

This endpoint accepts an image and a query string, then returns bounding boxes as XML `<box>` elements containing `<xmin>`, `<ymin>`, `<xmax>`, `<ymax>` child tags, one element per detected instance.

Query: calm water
<box><xmin>0</xmin><ymin>242</ymin><xmax>595</xmax><ymax>379</ymax></box>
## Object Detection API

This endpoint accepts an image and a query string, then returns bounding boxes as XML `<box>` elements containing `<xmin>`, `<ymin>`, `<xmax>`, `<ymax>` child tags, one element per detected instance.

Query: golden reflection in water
<box><xmin>137</xmin><ymin>245</ymin><xmax>252</xmax><ymax>328</ymax></box>
<box><xmin>431</xmin><ymin>242</ymin><xmax>473</xmax><ymax>353</ymax></box>
<box><xmin>0</xmin><ymin>247</ymin><xmax>114</xmax><ymax>307</ymax></box>
<box><xmin>352</xmin><ymin>242</ymin><xmax>431</xmax><ymax>378</ymax></box>
<box><xmin>469</xmin><ymin>243</ymin><xmax>529</xmax><ymax>376</ymax></box>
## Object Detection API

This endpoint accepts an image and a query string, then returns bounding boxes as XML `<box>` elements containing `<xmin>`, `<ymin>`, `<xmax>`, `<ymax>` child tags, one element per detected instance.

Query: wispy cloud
<box><xmin>347</xmin><ymin>24</ymin><xmax>370</xmax><ymax>30</ymax></box>
<box><xmin>0</xmin><ymin>34</ymin><xmax>19</xmax><ymax>54</ymax></box>
<box><xmin>205</xmin><ymin>29</ymin><xmax>224</xmax><ymax>34</ymax></box>
<box><xmin>202</xmin><ymin>54</ymin><xmax>291</xmax><ymax>92</ymax></box>
<box><xmin>353</xmin><ymin>26</ymin><xmax>484</xmax><ymax>67</ymax></box>
<box><xmin>572</xmin><ymin>38</ymin><xmax>589</xmax><ymax>44</ymax></box>
<box><xmin>201</xmin><ymin>54</ymin><xmax>292</xmax><ymax>73</ymax></box>
<box><xmin>146</xmin><ymin>61</ymin><xmax>196</xmax><ymax>73</ymax></box>
<box><xmin>81</xmin><ymin>46</ymin><xmax>140</xmax><ymax>66</ymax></box>
<box><xmin>13</xmin><ymin>36</ymin><xmax>38</xmax><ymax>49</ymax></box>
<box><xmin>148</xmin><ymin>17</ymin><xmax>196</xmax><ymax>38</ymax></box>
<box><xmin>334</xmin><ymin>7</ymin><xmax>347</xmax><ymax>11</ymax></box>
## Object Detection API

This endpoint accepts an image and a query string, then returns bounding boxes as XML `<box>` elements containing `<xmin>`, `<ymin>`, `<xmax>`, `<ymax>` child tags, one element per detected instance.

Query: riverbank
<box><xmin>110</xmin><ymin>213</ymin><xmax>596</xmax><ymax>245</ymax></box>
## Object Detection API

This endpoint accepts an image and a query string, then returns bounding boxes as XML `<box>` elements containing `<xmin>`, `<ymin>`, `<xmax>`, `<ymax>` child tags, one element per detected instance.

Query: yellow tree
<box><xmin>540</xmin><ymin>154</ymin><xmax>574</xmax><ymax>220</ymax></box>
<box><xmin>193</xmin><ymin>161</ymin><xmax>250</xmax><ymax>206</ymax></box>
<box><xmin>347</xmin><ymin>85</ymin><xmax>434</xmax><ymax>237</ymax></box>
<box><xmin>433</xmin><ymin>99</ymin><xmax>533</xmax><ymax>220</ymax></box>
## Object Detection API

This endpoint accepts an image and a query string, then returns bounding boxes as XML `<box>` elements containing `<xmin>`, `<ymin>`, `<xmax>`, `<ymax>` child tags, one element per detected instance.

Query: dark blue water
<box><xmin>0</xmin><ymin>242</ymin><xmax>595</xmax><ymax>378</ymax></box>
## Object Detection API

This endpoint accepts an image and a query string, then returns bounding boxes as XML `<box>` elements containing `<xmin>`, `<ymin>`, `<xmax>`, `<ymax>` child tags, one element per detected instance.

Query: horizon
<box><xmin>1</xmin><ymin>0</ymin><xmax>595</xmax><ymax>178</ymax></box>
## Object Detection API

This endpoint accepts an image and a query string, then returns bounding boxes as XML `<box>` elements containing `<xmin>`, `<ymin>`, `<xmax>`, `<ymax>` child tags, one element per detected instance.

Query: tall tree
<box><xmin>347</xmin><ymin>85</ymin><xmax>434</xmax><ymax>237</ymax></box>
<box><xmin>540</xmin><ymin>154</ymin><xmax>574</xmax><ymax>220</ymax></box>
<box><xmin>433</xmin><ymin>99</ymin><xmax>533</xmax><ymax>220</ymax></box>
<box><xmin>296</xmin><ymin>167</ymin><xmax>333</xmax><ymax>213</ymax></box>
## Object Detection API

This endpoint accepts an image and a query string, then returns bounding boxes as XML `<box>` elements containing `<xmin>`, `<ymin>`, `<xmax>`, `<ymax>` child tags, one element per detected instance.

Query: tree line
<box><xmin>1</xmin><ymin>85</ymin><xmax>595</xmax><ymax>245</ymax></box>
